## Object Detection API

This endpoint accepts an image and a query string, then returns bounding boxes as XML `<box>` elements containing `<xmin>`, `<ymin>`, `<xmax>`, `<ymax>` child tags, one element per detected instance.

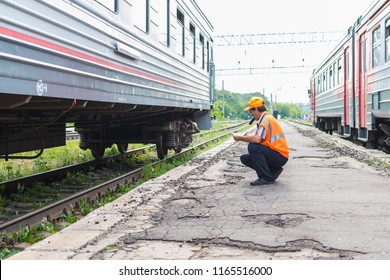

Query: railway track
<box><xmin>0</xmin><ymin>122</ymin><xmax>247</xmax><ymax>235</ymax></box>
<box><xmin>289</xmin><ymin>120</ymin><xmax>390</xmax><ymax>171</ymax></box>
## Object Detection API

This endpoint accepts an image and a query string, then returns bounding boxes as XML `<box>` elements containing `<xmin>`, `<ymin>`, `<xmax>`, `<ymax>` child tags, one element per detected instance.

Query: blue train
<box><xmin>0</xmin><ymin>0</ymin><xmax>215</xmax><ymax>160</ymax></box>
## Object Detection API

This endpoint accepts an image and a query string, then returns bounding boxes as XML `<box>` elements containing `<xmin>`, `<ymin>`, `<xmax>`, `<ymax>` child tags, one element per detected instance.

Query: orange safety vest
<box><xmin>259</xmin><ymin>113</ymin><xmax>289</xmax><ymax>158</ymax></box>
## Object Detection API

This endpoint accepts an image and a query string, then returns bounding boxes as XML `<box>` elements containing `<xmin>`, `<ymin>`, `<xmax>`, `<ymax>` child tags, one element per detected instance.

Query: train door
<box><xmin>343</xmin><ymin>47</ymin><xmax>351</xmax><ymax>135</ymax></box>
<box><xmin>357</xmin><ymin>34</ymin><xmax>367</xmax><ymax>135</ymax></box>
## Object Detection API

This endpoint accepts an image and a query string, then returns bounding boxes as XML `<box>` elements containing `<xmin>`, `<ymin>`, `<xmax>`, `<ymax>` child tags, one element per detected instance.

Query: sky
<box><xmin>196</xmin><ymin>0</ymin><xmax>377</xmax><ymax>104</ymax></box>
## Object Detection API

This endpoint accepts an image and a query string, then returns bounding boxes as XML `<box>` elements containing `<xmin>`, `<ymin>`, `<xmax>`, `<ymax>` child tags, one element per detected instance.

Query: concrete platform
<box><xmin>9</xmin><ymin>121</ymin><xmax>390</xmax><ymax>260</ymax></box>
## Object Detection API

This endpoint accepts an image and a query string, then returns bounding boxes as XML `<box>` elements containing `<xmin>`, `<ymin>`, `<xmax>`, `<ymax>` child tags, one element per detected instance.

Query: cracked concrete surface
<box><xmin>10</xmin><ymin>122</ymin><xmax>390</xmax><ymax>260</ymax></box>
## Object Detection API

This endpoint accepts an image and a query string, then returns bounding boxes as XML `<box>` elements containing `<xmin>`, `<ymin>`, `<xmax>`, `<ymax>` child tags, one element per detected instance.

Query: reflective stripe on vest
<box><xmin>260</xmin><ymin>114</ymin><xmax>289</xmax><ymax>158</ymax></box>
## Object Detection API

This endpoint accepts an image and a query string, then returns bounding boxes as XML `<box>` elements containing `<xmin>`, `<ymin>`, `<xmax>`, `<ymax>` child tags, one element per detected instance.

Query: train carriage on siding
<box><xmin>310</xmin><ymin>0</ymin><xmax>390</xmax><ymax>151</ymax></box>
<box><xmin>0</xmin><ymin>0</ymin><xmax>215</xmax><ymax>160</ymax></box>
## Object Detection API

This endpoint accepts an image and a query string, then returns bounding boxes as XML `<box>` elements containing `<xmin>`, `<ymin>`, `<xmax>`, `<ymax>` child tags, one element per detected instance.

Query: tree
<box><xmin>211</xmin><ymin>90</ymin><xmax>269</xmax><ymax>120</ymax></box>
<box><xmin>273</xmin><ymin>103</ymin><xmax>302</xmax><ymax>119</ymax></box>
<box><xmin>210</xmin><ymin>89</ymin><xmax>303</xmax><ymax>120</ymax></box>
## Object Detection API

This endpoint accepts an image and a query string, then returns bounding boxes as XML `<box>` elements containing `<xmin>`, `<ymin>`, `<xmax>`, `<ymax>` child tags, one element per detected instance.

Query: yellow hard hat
<box><xmin>244</xmin><ymin>97</ymin><xmax>265</xmax><ymax>111</ymax></box>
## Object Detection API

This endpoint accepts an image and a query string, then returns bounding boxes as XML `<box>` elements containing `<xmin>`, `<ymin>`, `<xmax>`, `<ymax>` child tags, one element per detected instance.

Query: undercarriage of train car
<box><xmin>316</xmin><ymin>112</ymin><xmax>390</xmax><ymax>153</ymax></box>
<box><xmin>371</xmin><ymin>111</ymin><xmax>390</xmax><ymax>153</ymax></box>
<box><xmin>0</xmin><ymin>95</ymin><xmax>208</xmax><ymax>161</ymax></box>
<box><xmin>75</xmin><ymin>116</ymin><xmax>200</xmax><ymax>160</ymax></box>
<box><xmin>315</xmin><ymin>114</ymin><xmax>343</xmax><ymax>135</ymax></box>
<box><xmin>376</xmin><ymin>123</ymin><xmax>390</xmax><ymax>152</ymax></box>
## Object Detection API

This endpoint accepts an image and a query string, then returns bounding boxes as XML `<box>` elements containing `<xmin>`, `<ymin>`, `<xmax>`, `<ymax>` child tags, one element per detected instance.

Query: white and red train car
<box><xmin>310</xmin><ymin>0</ymin><xmax>390</xmax><ymax>151</ymax></box>
<box><xmin>0</xmin><ymin>0</ymin><xmax>214</xmax><ymax>160</ymax></box>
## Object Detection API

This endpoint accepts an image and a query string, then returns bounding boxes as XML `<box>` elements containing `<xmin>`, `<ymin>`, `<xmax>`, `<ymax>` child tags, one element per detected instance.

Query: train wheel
<box><xmin>117</xmin><ymin>143</ymin><xmax>128</xmax><ymax>154</ymax></box>
<box><xmin>156</xmin><ymin>133</ymin><xmax>168</xmax><ymax>160</ymax></box>
<box><xmin>91</xmin><ymin>144</ymin><xmax>105</xmax><ymax>159</ymax></box>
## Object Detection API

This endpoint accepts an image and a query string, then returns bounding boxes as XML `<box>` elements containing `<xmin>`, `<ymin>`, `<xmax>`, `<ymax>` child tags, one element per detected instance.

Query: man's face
<box><xmin>249</xmin><ymin>107</ymin><xmax>261</xmax><ymax>120</ymax></box>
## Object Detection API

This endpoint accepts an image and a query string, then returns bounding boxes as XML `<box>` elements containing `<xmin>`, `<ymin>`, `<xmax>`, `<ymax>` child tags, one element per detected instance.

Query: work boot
<box><xmin>250</xmin><ymin>178</ymin><xmax>274</xmax><ymax>186</ymax></box>
<box><xmin>272</xmin><ymin>167</ymin><xmax>284</xmax><ymax>181</ymax></box>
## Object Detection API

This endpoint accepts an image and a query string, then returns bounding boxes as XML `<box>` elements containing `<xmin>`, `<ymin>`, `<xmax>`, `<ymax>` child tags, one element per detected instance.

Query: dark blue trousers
<box><xmin>240</xmin><ymin>143</ymin><xmax>288</xmax><ymax>181</ymax></box>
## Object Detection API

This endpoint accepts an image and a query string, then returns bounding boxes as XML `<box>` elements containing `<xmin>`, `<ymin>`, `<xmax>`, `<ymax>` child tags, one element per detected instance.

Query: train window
<box><xmin>323</xmin><ymin>72</ymin><xmax>326</xmax><ymax>91</ymax></box>
<box><xmin>199</xmin><ymin>34</ymin><xmax>205</xmax><ymax>69</ymax></box>
<box><xmin>372</xmin><ymin>27</ymin><xmax>381</xmax><ymax>68</ymax></box>
<box><xmin>372</xmin><ymin>93</ymin><xmax>380</xmax><ymax>110</ymax></box>
<box><xmin>337</xmin><ymin>57</ymin><xmax>342</xmax><ymax>85</ymax></box>
<box><xmin>386</xmin><ymin>19</ymin><xmax>390</xmax><ymax>62</ymax></box>
<box><xmin>189</xmin><ymin>23</ymin><xmax>196</xmax><ymax>63</ymax></box>
<box><xmin>319</xmin><ymin>74</ymin><xmax>322</xmax><ymax>92</ymax></box>
<box><xmin>158</xmin><ymin>0</ymin><xmax>170</xmax><ymax>46</ymax></box>
<box><xmin>95</xmin><ymin>0</ymin><xmax>117</xmax><ymax>12</ymax></box>
<box><xmin>176</xmin><ymin>9</ymin><xmax>185</xmax><ymax>56</ymax></box>
<box><xmin>133</xmin><ymin>0</ymin><xmax>149</xmax><ymax>33</ymax></box>
<box><xmin>317</xmin><ymin>77</ymin><xmax>321</xmax><ymax>94</ymax></box>
<box><xmin>207</xmin><ymin>41</ymin><xmax>210</xmax><ymax>73</ymax></box>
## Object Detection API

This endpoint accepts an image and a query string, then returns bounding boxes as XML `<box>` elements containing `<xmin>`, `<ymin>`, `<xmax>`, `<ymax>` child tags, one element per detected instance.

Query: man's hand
<box><xmin>233</xmin><ymin>132</ymin><xmax>262</xmax><ymax>144</ymax></box>
<box><xmin>232</xmin><ymin>133</ymin><xmax>241</xmax><ymax>142</ymax></box>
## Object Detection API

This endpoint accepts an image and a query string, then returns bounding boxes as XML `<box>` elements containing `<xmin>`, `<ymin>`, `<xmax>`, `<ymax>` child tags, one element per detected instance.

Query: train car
<box><xmin>0</xmin><ymin>0</ymin><xmax>215</xmax><ymax>160</ymax></box>
<box><xmin>310</xmin><ymin>0</ymin><xmax>390</xmax><ymax>152</ymax></box>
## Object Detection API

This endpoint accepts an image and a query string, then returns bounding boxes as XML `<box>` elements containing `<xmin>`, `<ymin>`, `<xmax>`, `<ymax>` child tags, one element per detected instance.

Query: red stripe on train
<box><xmin>0</xmin><ymin>26</ymin><xmax>180</xmax><ymax>87</ymax></box>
